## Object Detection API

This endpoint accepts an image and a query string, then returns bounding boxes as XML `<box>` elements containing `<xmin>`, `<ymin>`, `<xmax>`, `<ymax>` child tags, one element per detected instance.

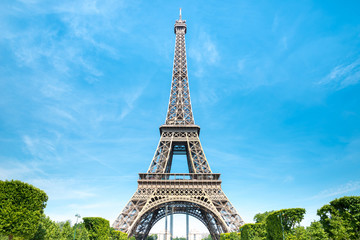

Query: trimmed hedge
<box><xmin>265</xmin><ymin>208</ymin><xmax>305</xmax><ymax>240</ymax></box>
<box><xmin>83</xmin><ymin>217</ymin><xmax>110</xmax><ymax>240</ymax></box>
<box><xmin>0</xmin><ymin>180</ymin><xmax>48</xmax><ymax>239</ymax></box>
<box><xmin>240</xmin><ymin>223</ymin><xmax>266</xmax><ymax>240</ymax></box>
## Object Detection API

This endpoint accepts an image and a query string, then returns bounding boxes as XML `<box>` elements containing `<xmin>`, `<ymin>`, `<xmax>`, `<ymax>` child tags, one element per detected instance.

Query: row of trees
<box><xmin>1</xmin><ymin>215</ymin><xmax>129</xmax><ymax>240</ymax></box>
<box><xmin>1</xmin><ymin>180</ymin><xmax>359</xmax><ymax>239</ymax></box>
<box><xmin>0</xmin><ymin>180</ymin><xmax>129</xmax><ymax>240</ymax></box>
<box><xmin>219</xmin><ymin>196</ymin><xmax>360</xmax><ymax>240</ymax></box>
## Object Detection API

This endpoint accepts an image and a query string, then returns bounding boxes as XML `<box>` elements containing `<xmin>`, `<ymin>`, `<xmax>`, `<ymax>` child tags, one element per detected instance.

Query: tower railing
<box><xmin>138</xmin><ymin>173</ymin><xmax>220</xmax><ymax>180</ymax></box>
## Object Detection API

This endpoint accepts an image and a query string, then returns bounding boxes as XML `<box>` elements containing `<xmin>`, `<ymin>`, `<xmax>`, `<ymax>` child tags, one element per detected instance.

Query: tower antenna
<box><xmin>179</xmin><ymin>8</ymin><xmax>182</xmax><ymax>20</ymax></box>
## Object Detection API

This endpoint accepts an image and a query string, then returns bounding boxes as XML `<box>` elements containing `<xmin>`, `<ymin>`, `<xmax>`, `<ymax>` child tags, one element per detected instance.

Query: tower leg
<box><xmin>186</xmin><ymin>212</ymin><xmax>189</xmax><ymax>240</ymax></box>
<box><xmin>165</xmin><ymin>206</ymin><xmax>168</xmax><ymax>240</ymax></box>
<box><xmin>170</xmin><ymin>207</ymin><xmax>173</xmax><ymax>240</ymax></box>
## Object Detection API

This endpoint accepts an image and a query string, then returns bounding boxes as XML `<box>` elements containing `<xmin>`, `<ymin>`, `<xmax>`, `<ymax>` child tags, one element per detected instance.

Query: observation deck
<box><xmin>138</xmin><ymin>173</ymin><xmax>222</xmax><ymax>186</ymax></box>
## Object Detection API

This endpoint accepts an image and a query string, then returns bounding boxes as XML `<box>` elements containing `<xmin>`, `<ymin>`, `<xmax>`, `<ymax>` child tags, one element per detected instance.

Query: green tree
<box><xmin>306</xmin><ymin>221</ymin><xmax>328</xmax><ymax>240</ymax></box>
<box><xmin>328</xmin><ymin>215</ymin><xmax>351</xmax><ymax>239</ymax></box>
<box><xmin>266</xmin><ymin>208</ymin><xmax>306</xmax><ymax>240</ymax></box>
<box><xmin>74</xmin><ymin>223</ymin><xmax>89</xmax><ymax>240</ymax></box>
<box><xmin>317</xmin><ymin>196</ymin><xmax>360</xmax><ymax>239</ymax></box>
<box><xmin>110</xmin><ymin>228</ymin><xmax>127</xmax><ymax>240</ymax></box>
<box><xmin>240</xmin><ymin>223</ymin><xmax>266</xmax><ymax>240</ymax></box>
<box><xmin>30</xmin><ymin>214</ymin><xmax>61</xmax><ymax>240</ymax></box>
<box><xmin>61</xmin><ymin>221</ymin><xmax>74</xmax><ymax>239</ymax></box>
<box><xmin>253</xmin><ymin>211</ymin><xmax>274</xmax><ymax>224</ymax></box>
<box><xmin>285</xmin><ymin>226</ymin><xmax>307</xmax><ymax>240</ymax></box>
<box><xmin>0</xmin><ymin>180</ymin><xmax>48</xmax><ymax>240</ymax></box>
<box><xmin>219</xmin><ymin>232</ymin><xmax>240</xmax><ymax>240</ymax></box>
<box><xmin>83</xmin><ymin>217</ymin><xmax>110</xmax><ymax>240</ymax></box>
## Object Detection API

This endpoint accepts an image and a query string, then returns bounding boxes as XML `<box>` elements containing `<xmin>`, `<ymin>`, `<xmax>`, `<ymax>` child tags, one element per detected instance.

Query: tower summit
<box><xmin>167</xmin><ymin>8</ymin><xmax>191</xmax><ymax>125</ymax></box>
<box><xmin>113</xmin><ymin>11</ymin><xmax>244</xmax><ymax>240</ymax></box>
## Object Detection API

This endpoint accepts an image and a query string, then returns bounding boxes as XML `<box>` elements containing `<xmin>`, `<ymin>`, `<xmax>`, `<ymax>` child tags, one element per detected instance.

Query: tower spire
<box><xmin>167</xmin><ymin>11</ymin><xmax>191</xmax><ymax>125</ymax></box>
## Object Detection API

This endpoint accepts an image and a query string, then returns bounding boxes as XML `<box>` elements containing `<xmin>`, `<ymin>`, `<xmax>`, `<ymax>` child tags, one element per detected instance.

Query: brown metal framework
<box><xmin>113</xmin><ymin>11</ymin><xmax>244</xmax><ymax>240</ymax></box>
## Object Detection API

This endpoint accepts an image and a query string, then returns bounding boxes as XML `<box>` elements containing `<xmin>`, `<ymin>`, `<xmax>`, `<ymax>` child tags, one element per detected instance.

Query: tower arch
<box><xmin>130</xmin><ymin>199</ymin><xmax>228</xmax><ymax>240</ymax></box>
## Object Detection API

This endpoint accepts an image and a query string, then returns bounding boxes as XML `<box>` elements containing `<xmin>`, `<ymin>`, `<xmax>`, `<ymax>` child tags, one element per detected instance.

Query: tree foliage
<box><xmin>74</xmin><ymin>223</ymin><xmax>89</xmax><ymax>240</ymax></box>
<box><xmin>240</xmin><ymin>223</ymin><xmax>266</xmax><ymax>240</ymax></box>
<box><xmin>30</xmin><ymin>215</ymin><xmax>60</xmax><ymax>240</ymax></box>
<box><xmin>83</xmin><ymin>217</ymin><xmax>109</xmax><ymax>240</ymax></box>
<box><xmin>317</xmin><ymin>196</ymin><xmax>360</xmax><ymax>239</ymax></box>
<box><xmin>110</xmin><ymin>227</ymin><xmax>127</xmax><ymax>240</ymax></box>
<box><xmin>61</xmin><ymin>221</ymin><xmax>73</xmax><ymax>239</ymax></box>
<box><xmin>219</xmin><ymin>232</ymin><xmax>240</xmax><ymax>240</ymax></box>
<box><xmin>306</xmin><ymin>221</ymin><xmax>328</xmax><ymax>240</ymax></box>
<box><xmin>253</xmin><ymin>211</ymin><xmax>273</xmax><ymax>224</ymax></box>
<box><xmin>0</xmin><ymin>180</ymin><xmax>48</xmax><ymax>240</ymax></box>
<box><xmin>265</xmin><ymin>208</ymin><xmax>305</xmax><ymax>240</ymax></box>
<box><xmin>285</xmin><ymin>226</ymin><xmax>307</xmax><ymax>240</ymax></box>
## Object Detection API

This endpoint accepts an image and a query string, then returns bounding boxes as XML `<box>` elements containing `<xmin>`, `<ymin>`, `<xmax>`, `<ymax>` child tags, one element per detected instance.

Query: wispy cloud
<box><xmin>0</xmin><ymin>158</ymin><xmax>47</xmax><ymax>180</ymax></box>
<box><xmin>237</xmin><ymin>58</ymin><xmax>246</xmax><ymax>73</ymax></box>
<box><xmin>318</xmin><ymin>58</ymin><xmax>360</xmax><ymax>89</ymax></box>
<box><xmin>23</xmin><ymin>135</ymin><xmax>60</xmax><ymax>162</ymax></box>
<box><xmin>189</xmin><ymin>30</ymin><xmax>219</xmax><ymax>77</ymax></box>
<box><xmin>311</xmin><ymin>181</ymin><xmax>360</xmax><ymax>200</ymax></box>
<box><xmin>118</xmin><ymin>84</ymin><xmax>147</xmax><ymax>120</ymax></box>
<box><xmin>30</xmin><ymin>178</ymin><xmax>97</xmax><ymax>201</ymax></box>
<box><xmin>283</xmin><ymin>175</ymin><xmax>294</xmax><ymax>183</ymax></box>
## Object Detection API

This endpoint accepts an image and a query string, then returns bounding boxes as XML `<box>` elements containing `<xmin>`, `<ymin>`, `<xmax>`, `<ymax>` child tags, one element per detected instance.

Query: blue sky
<box><xmin>1</xmin><ymin>0</ymin><xmax>360</xmax><ymax>236</ymax></box>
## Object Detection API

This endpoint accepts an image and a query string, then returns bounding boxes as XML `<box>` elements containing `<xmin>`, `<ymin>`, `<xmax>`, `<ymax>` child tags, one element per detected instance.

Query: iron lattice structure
<box><xmin>113</xmin><ymin>11</ymin><xmax>244</xmax><ymax>240</ymax></box>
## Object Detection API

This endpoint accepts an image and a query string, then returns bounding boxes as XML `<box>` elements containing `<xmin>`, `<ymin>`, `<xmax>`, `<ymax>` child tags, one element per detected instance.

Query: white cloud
<box><xmin>237</xmin><ymin>58</ymin><xmax>246</xmax><ymax>73</ymax></box>
<box><xmin>318</xmin><ymin>58</ymin><xmax>360</xmax><ymax>89</ymax></box>
<box><xmin>281</xmin><ymin>36</ymin><xmax>288</xmax><ymax>50</ymax></box>
<box><xmin>29</xmin><ymin>178</ymin><xmax>97</xmax><ymax>201</ymax></box>
<box><xmin>189</xmin><ymin>30</ymin><xmax>219</xmax><ymax>77</ymax></box>
<box><xmin>311</xmin><ymin>180</ymin><xmax>360</xmax><ymax>199</ymax></box>
<box><xmin>283</xmin><ymin>175</ymin><xmax>294</xmax><ymax>183</ymax></box>
<box><xmin>118</xmin><ymin>84</ymin><xmax>146</xmax><ymax>120</ymax></box>
<box><xmin>0</xmin><ymin>158</ymin><xmax>46</xmax><ymax>180</ymax></box>
<box><xmin>23</xmin><ymin>135</ymin><xmax>59</xmax><ymax>162</ymax></box>
<box><xmin>40</xmin><ymin>80</ymin><xmax>71</xmax><ymax>99</ymax></box>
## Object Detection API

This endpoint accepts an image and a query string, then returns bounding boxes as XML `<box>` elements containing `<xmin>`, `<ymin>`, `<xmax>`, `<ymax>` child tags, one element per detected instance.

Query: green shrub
<box><xmin>83</xmin><ymin>217</ymin><xmax>110</xmax><ymax>240</ymax></box>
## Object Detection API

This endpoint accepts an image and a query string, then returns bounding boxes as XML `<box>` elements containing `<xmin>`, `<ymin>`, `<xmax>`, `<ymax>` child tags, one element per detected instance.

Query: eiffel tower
<box><xmin>113</xmin><ymin>10</ymin><xmax>244</xmax><ymax>240</ymax></box>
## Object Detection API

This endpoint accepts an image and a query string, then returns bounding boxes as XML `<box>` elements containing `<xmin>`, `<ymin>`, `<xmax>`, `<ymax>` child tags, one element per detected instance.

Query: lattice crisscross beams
<box><xmin>166</xmin><ymin>24</ymin><xmax>194</xmax><ymax>125</ymax></box>
<box><xmin>113</xmin><ymin>177</ymin><xmax>244</xmax><ymax>240</ymax></box>
<box><xmin>147</xmin><ymin>141</ymin><xmax>172</xmax><ymax>173</ymax></box>
<box><xmin>113</xmin><ymin>13</ymin><xmax>245</xmax><ymax>240</ymax></box>
<box><xmin>147</xmin><ymin>128</ymin><xmax>211</xmax><ymax>174</ymax></box>
<box><xmin>188</xmin><ymin>140</ymin><xmax>211</xmax><ymax>173</ymax></box>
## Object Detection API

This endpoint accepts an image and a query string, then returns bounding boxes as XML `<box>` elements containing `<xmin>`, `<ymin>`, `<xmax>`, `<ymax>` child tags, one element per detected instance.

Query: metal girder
<box><xmin>166</xmin><ymin>17</ymin><xmax>193</xmax><ymax>126</ymax></box>
<box><xmin>147</xmin><ymin>129</ymin><xmax>211</xmax><ymax>174</ymax></box>
<box><xmin>113</xmin><ymin>11</ymin><xmax>244</xmax><ymax>239</ymax></box>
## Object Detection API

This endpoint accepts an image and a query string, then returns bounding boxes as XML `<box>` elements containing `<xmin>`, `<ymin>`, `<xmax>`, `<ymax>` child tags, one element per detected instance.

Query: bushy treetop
<box><xmin>0</xmin><ymin>180</ymin><xmax>48</xmax><ymax>239</ymax></box>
